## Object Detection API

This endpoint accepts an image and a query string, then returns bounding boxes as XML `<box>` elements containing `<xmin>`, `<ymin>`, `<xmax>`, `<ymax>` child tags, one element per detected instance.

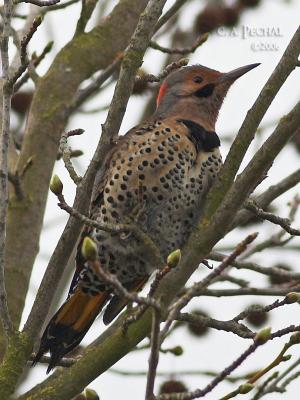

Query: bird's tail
<box><xmin>32</xmin><ymin>288</ymin><xmax>109</xmax><ymax>373</ymax></box>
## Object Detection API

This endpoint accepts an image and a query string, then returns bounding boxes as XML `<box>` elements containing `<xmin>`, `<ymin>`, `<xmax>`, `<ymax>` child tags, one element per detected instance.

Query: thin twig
<box><xmin>149</xmin><ymin>266</ymin><xmax>171</xmax><ymax>297</ymax></box>
<box><xmin>177</xmin><ymin>313</ymin><xmax>254</xmax><ymax>339</ymax></box>
<box><xmin>75</xmin><ymin>0</ymin><xmax>98</xmax><ymax>35</ymax></box>
<box><xmin>0</xmin><ymin>0</ymin><xmax>15</xmax><ymax>336</ymax></box>
<box><xmin>150</xmin><ymin>33</ymin><xmax>208</xmax><ymax>54</ymax></box>
<box><xmin>245</xmin><ymin>199</ymin><xmax>300</xmax><ymax>236</ymax></box>
<box><xmin>245</xmin><ymin>333</ymin><xmax>300</xmax><ymax>387</ymax></box>
<box><xmin>281</xmin><ymin>370</ymin><xmax>300</xmax><ymax>390</ymax></box>
<box><xmin>59</xmin><ymin>129</ymin><xmax>83</xmax><ymax>185</ymax></box>
<box><xmin>56</xmin><ymin>191</ymin><xmax>163</xmax><ymax>267</ymax></box>
<box><xmin>156</xmin><ymin>342</ymin><xmax>260</xmax><ymax>400</ymax></box>
<box><xmin>8</xmin><ymin>15</ymin><xmax>42</xmax><ymax>86</ymax></box>
<box><xmin>232</xmin><ymin>168</ymin><xmax>300</xmax><ymax>228</ymax></box>
<box><xmin>68</xmin><ymin>55</ymin><xmax>122</xmax><ymax>115</ymax></box>
<box><xmin>91</xmin><ymin>259</ymin><xmax>162</xmax><ymax>312</ymax></box>
<box><xmin>193</xmin><ymin>287</ymin><xmax>300</xmax><ymax>297</ymax></box>
<box><xmin>211</xmin><ymin>274</ymin><xmax>249</xmax><ymax>287</ymax></box>
<box><xmin>159</xmin><ymin>233</ymin><xmax>258</xmax><ymax>343</ymax></box>
<box><xmin>250</xmin><ymin>372</ymin><xmax>279</xmax><ymax>400</ymax></box>
<box><xmin>157</xmin><ymin>327</ymin><xmax>300</xmax><ymax>400</ymax></box>
<box><xmin>69</xmin><ymin>1</ymin><xmax>190</xmax><ymax>114</ymax></box>
<box><xmin>29</xmin><ymin>354</ymin><xmax>75</xmax><ymax>367</ymax></box>
<box><xmin>233</xmin><ymin>296</ymin><xmax>296</xmax><ymax>322</ymax></box>
<box><xmin>109</xmin><ymin>368</ymin><xmax>256</xmax><ymax>383</ymax></box>
<box><xmin>14</xmin><ymin>41</ymin><xmax>53</xmax><ymax>92</ymax></box>
<box><xmin>252</xmin><ymin>357</ymin><xmax>300</xmax><ymax>399</ymax></box>
<box><xmin>57</xmin><ymin>191</ymin><xmax>141</xmax><ymax>235</ymax></box>
<box><xmin>40</xmin><ymin>0</ymin><xmax>78</xmax><ymax>13</ymax></box>
<box><xmin>241</xmin><ymin>195</ymin><xmax>300</xmax><ymax>259</ymax></box>
<box><xmin>122</xmin><ymin>265</ymin><xmax>171</xmax><ymax>332</ymax></box>
<box><xmin>209</xmin><ymin>251</ymin><xmax>300</xmax><ymax>281</ymax></box>
<box><xmin>155</xmin><ymin>0</ymin><xmax>188</xmax><ymax>32</ymax></box>
<box><xmin>269</xmin><ymin>356</ymin><xmax>300</xmax><ymax>388</ymax></box>
<box><xmin>135</xmin><ymin>58</ymin><xmax>188</xmax><ymax>84</ymax></box>
<box><xmin>145</xmin><ymin>309</ymin><xmax>161</xmax><ymax>400</ymax></box>
<box><xmin>16</xmin><ymin>0</ymin><xmax>60</xmax><ymax>6</ymax></box>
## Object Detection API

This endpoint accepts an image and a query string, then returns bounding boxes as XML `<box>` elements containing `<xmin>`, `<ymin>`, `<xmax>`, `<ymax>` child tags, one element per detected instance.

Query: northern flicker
<box><xmin>33</xmin><ymin>62</ymin><xmax>259</xmax><ymax>372</ymax></box>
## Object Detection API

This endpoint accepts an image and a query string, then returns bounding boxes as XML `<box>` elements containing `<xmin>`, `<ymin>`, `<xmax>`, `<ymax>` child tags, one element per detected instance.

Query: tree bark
<box><xmin>1</xmin><ymin>0</ymin><xmax>148</xmax><ymax>356</ymax></box>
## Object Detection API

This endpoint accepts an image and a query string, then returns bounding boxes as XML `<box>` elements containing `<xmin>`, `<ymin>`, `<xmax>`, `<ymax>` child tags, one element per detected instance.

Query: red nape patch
<box><xmin>156</xmin><ymin>82</ymin><xmax>168</xmax><ymax>107</ymax></box>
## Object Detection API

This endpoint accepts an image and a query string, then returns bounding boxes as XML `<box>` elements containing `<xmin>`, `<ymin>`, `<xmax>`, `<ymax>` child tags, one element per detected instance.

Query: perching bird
<box><xmin>33</xmin><ymin>62</ymin><xmax>259</xmax><ymax>372</ymax></box>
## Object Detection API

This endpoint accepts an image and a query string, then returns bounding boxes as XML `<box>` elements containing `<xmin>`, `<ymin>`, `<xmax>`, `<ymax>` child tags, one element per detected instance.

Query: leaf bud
<box><xmin>167</xmin><ymin>249</ymin><xmax>181</xmax><ymax>268</ymax></box>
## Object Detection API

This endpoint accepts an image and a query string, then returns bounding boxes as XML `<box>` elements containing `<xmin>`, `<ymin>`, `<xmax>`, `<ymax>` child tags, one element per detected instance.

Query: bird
<box><xmin>33</xmin><ymin>62</ymin><xmax>260</xmax><ymax>373</ymax></box>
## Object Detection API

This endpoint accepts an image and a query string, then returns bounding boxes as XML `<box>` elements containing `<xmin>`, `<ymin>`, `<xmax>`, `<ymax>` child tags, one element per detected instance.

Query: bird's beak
<box><xmin>220</xmin><ymin>63</ymin><xmax>261</xmax><ymax>82</ymax></box>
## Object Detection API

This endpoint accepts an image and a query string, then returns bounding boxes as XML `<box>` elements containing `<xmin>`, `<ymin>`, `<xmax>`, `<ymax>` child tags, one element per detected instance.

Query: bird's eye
<box><xmin>193</xmin><ymin>76</ymin><xmax>203</xmax><ymax>84</ymax></box>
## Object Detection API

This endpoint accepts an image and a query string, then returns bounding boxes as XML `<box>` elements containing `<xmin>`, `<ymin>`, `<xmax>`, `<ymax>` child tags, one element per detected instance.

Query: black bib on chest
<box><xmin>178</xmin><ymin>119</ymin><xmax>220</xmax><ymax>153</ymax></box>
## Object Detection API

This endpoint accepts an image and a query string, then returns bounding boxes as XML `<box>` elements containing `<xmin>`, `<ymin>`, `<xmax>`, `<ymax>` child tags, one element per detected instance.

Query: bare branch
<box><xmin>266</xmin><ymin>357</ymin><xmax>300</xmax><ymax>395</ymax></box>
<box><xmin>40</xmin><ymin>0</ymin><xmax>78</xmax><ymax>14</ymax></box>
<box><xmin>193</xmin><ymin>287</ymin><xmax>300</xmax><ymax>297</ymax></box>
<box><xmin>177</xmin><ymin>313</ymin><xmax>254</xmax><ymax>339</ymax></box>
<box><xmin>75</xmin><ymin>0</ymin><xmax>98</xmax><ymax>35</ymax></box>
<box><xmin>150</xmin><ymin>33</ymin><xmax>208</xmax><ymax>54</ymax></box>
<box><xmin>0</xmin><ymin>0</ymin><xmax>15</xmax><ymax>336</ymax></box>
<box><xmin>145</xmin><ymin>309</ymin><xmax>161</xmax><ymax>400</ymax></box>
<box><xmin>245</xmin><ymin>199</ymin><xmax>300</xmax><ymax>236</ymax></box>
<box><xmin>29</xmin><ymin>354</ymin><xmax>75</xmax><ymax>368</ymax></box>
<box><xmin>90</xmin><ymin>259</ymin><xmax>162</xmax><ymax>312</ymax></box>
<box><xmin>233</xmin><ymin>295</ymin><xmax>298</xmax><ymax>322</ymax></box>
<box><xmin>250</xmin><ymin>372</ymin><xmax>279</xmax><ymax>400</ymax></box>
<box><xmin>15</xmin><ymin>0</ymin><xmax>60</xmax><ymax>6</ymax></box>
<box><xmin>100</xmin><ymin>0</ymin><xmax>168</xmax><ymax>144</ymax></box>
<box><xmin>210</xmin><ymin>251</ymin><xmax>300</xmax><ymax>281</ymax></box>
<box><xmin>155</xmin><ymin>0</ymin><xmax>188</xmax><ymax>32</ymax></box>
<box><xmin>159</xmin><ymin>233</ymin><xmax>258</xmax><ymax>343</ymax></box>
<box><xmin>122</xmin><ymin>265</ymin><xmax>171</xmax><ymax>332</ymax></box>
<box><xmin>241</xmin><ymin>195</ymin><xmax>300</xmax><ymax>259</ymax></box>
<box><xmin>55</xmin><ymin>190</ymin><xmax>163</xmax><ymax>267</ymax></box>
<box><xmin>135</xmin><ymin>58</ymin><xmax>188</xmax><ymax>83</ymax></box>
<box><xmin>233</xmin><ymin>168</ymin><xmax>300</xmax><ymax>227</ymax></box>
<box><xmin>59</xmin><ymin>129</ymin><xmax>84</xmax><ymax>185</ymax></box>
<box><xmin>109</xmin><ymin>368</ymin><xmax>254</xmax><ymax>383</ymax></box>
<box><xmin>68</xmin><ymin>55</ymin><xmax>122</xmax><ymax>115</ymax></box>
<box><xmin>8</xmin><ymin>15</ymin><xmax>42</xmax><ymax>86</ymax></box>
<box><xmin>14</xmin><ymin>40</ymin><xmax>53</xmax><ymax>92</ymax></box>
<box><xmin>157</xmin><ymin>328</ymin><xmax>300</xmax><ymax>400</ymax></box>
<box><xmin>156</xmin><ymin>342</ymin><xmax>260</xmax><ymax>400</ymax></box>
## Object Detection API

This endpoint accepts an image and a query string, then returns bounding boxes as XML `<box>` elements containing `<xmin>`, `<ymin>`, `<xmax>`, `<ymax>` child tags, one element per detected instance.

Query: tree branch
<box><xmin>1</xmin><ymin>0</ymin><xmax>149</xmax><ymax>361</ymax></box>
<box><xmin>244</xmin><ymin>199</ymin><xmax>300</xmax><ymax>236</ymax></box>
<box><xmin>16</xmin><ymin>0</ymin><xmax>60</xmax><ymax>6</ymax></box>
<box><xmin>159</xmin><ymin>233</ymin><xmax>258</xmax><ymax>343</ymax></box>
<box><xmin>149</xmin><ymin>33</ymin><xmax>208</xmax><ymax>54</ymax></box>
<box><xmin>193</xmin><ymin>287</ymin><xmax>300</xmax><ymax>298</ymax></box>
<box><xmin>232</xmin><ymin>168</ymin><xmax>300</xmax><ymax>227</ymax></box>
<box><xmin>0</xmin><ymin>0</ymin><xmax>15</xmax><ymax>337</ymax></box>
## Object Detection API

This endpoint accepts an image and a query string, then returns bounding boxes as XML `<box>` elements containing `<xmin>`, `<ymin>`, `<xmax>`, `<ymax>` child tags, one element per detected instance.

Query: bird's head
<box><xmin>155</xmin><ymin>63</ymin><xmax>260</xmax><ymax>130</ymax></box>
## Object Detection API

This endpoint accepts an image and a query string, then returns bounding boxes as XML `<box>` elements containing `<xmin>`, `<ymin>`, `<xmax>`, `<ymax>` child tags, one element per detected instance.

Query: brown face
<box><xmin>157</xmin><ymin>63</ymin><xmax>260</xmax><ymax>105</ymax></box>
<box><xmin>157</xmin><ymin>65</ymin><xmax>223</xmax><ymax>106</ymax></box>
<box><xmin>178</xmin><ymin>67</ymin><xmax>222</xmax><ymax>98</ymax></box>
